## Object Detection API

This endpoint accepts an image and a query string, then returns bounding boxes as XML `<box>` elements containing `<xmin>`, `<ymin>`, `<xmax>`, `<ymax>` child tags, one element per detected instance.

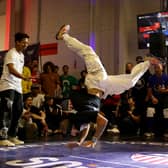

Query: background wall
<box><xmin>0</xmin><ymin>0</ymin><xmax>6</xmax><ymax>50</ymax></box>
<box><xmin>0</xmin><ymin>15</ymin><xmax>6</xmax><ymax>50</ymax></box>
<box><xmin>0</xmin><ymin>0</ymin><xmax>161</xmax><ymax>77</ymax></box>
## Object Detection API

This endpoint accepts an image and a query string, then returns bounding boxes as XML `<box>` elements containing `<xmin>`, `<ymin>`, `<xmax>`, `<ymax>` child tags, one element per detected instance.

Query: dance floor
<box><xmin>1</xmin><ymin>135</ymin><xmax>168</xmax><ymax>168</ymax></box>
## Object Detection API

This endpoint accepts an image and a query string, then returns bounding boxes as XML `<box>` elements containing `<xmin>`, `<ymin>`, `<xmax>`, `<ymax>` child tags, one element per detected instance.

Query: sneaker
<box><xmin>164</xmin><ymin>133</ymin><xmax>168</xmax><ymax>138</ymax></box>
<box><xmin>107</xmin><ymin>127</ymin><xmax>120</xmax><ymax>134</ymax></box>
<box><xmin>56</xmin><ymin>24</ymin><xmax>70</xmax><ymax>40</ymax></box>
<box><xmin>144</xmin><ymin>132</ymin><xmax>155</xmax><ymax>137</ymax></box>
<box><xmin>9</xmin><ymin>137</ymin><xmax>24</xmax><ymax>145</ymax></box>
<box><xmin>0</xmin><ymin>140</ymin><xmax>15</xmax><ymax>147</ymax></box>
<box><xmin>107</xmin><ymin>125</ymin><xmax>120</xmax><ymax>134</ymax></box>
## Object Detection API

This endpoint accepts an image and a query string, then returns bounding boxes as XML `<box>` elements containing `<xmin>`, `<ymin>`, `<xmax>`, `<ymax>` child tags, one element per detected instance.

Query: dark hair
<box><xmin>62</xmin><ymin>65</ymin><xmax>69</xmax><ymax>69</ymax></box>
<box><xmin>44</xmin><ymin>95</ymin><xmax>54</xmax><ymax>102</ymax></box>
<box><xmin>136</xmin><ymin>56</ymin><xmax>143</xmax><ymax>63</ymax></box>
<box><xmin>43</xmin><ymin>61</ymin><xmax>55</xmax><ymax>73</ymax></box>
<box><xmin>23</xmin><ymin>93</ymin><xmax>33</xmax><ymax>102</ymax></box>
<box><xmin>15</xmin><ymin>32</ymin><xmax>29</xmax><ymax>42</ymax></box>
<box><xmin>80</xmin><ymin>70</ymin><xmax>87</xmax><ymax>76</ymax></box>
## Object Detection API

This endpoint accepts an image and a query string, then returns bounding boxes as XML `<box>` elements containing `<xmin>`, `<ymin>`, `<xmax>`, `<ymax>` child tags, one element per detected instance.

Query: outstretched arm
<box><xmin>82</xmin><ymin>112</ymin><xmax>108</xmax><ymax>148</ymax></box>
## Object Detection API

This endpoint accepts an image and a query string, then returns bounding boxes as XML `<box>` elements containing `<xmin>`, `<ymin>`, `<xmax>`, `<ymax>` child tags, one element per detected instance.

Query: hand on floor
<box><xmin>66</xmin><ymin>141</ymin><xmax>80</xmax><ymax>148</ymax></box>
<box><xmin>81</xmin><ymin>140</ymin><xmax>96</xmax><ymax>148</ymax></box>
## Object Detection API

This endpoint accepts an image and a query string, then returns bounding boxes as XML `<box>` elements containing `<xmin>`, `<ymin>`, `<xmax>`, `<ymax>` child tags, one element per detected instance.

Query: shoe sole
<box><xmin>56</xmin><ymin>25</ymin><xmax>70</xmax><ymax>40</ymax></box>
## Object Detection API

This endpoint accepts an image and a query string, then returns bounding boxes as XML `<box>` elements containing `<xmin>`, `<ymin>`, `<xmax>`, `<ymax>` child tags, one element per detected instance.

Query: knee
<box><xmin>5</xmin><ymin>98</ymin><xmax>13</xmax><ymax>110</ymax></box>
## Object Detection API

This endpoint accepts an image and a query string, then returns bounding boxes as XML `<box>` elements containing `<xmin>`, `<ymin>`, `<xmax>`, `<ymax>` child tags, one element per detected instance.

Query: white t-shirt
<box><xmin>32</xmin><ymin>94</ymin><xmax>45</xmax><ymax>108</ymax></box>
<box><xmin>0</xmin><ymin>48</ymin><xmax>24</xmax><ymax>93</ymax></box>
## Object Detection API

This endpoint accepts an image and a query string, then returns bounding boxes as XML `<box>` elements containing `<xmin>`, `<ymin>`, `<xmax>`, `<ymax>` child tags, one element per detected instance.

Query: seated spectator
<box><xmin>116</xmin><ymin>93</ymin><xmax>141</xmax><ymax>136</ymax></box>
<box><xmin>19</xmin><ymin>94</ymin><xmax>49</xmax><ymax>137</ymax></box>
<box><xmin>31</xmin><ymin>84</ymin><xmax>45</xmax><ymax>109</ymax></box>
<box><xmin>61</xmin><ymin>98</ymin><xmax>77</xmax><ymax>136</ymax></box>
<box><xmin>42</xmin><ymin>96</ymin><xmax>63</xmax><ymax>134</ymax></box>
<box><xmin>101</xmin><ymin>94</ymin><xmax>120</xmax><ymax>134</ymax></box>
<box><xmin>18</xmin><ymin>96</ymin><xmax>38</xmax><ymax>140</ymax></box>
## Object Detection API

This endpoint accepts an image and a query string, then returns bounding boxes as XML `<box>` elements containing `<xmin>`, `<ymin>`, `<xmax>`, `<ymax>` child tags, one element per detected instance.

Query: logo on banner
<box><xmin>131</xmin><ymin>153</ymin><xmax>168</xmax><ymax>165</ymax></box>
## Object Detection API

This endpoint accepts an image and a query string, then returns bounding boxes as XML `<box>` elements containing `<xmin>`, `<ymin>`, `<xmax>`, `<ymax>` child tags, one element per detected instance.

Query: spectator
<box><xmin>132</xmin><ymin>56</ymin><xmax>151</xmax><ymax>135</ymax></box>
<box><xmin>125</xmin><ymin>62</ymin><xmax>134</xmax><ymax>74</ymax></box>
<box><xmin>18</xmin><ymin>95</ymin><xmax>38</xmax><ymax>140</ymax></box>
<box><xmin>22</xmin><ymin>64</ymin><xmax>32</xmax><ymax>101</ymax></box>
<box><xmin>117</xmin><ymin>94</ymin><xmax>141</xmax><ymax>135</ymax></box>
<box><xmin>40</xmin><ymin>61</ymin><xmax>60</xmax><ymax>97</ymax></box>
<box><xmin>101</xmin><ymin>94</ymin><xmax>120</xmax><ymax>134</ymax></box>
<box><xmin>42</xmin><ymin>96</ymin><xmax>63</xmax><ymax>134</ymax></box>
<box><xmin>22</xmin><ymin>94</ymin><xmax>48</xmax><ymax>137</ymax></box>
<box><xmin>78</xmin><ymin>70</ymin><xmax>87</xmax><ymax>90</ymax></box>
<box><xmin>145</xmin><ymin>63</ymin><xmax>168</xmax><ymax>137</ymax></box>
<box><xmin>60</xmin><ymin>65</ymin><xmax>78</xmax><ymax>99</ymax></box>
<box><xmin>31</xmin><ymin>85</ymin><xmax>45</xmax><ymax>109</ymax></box>
<box><xmin>31</xmin><ymin>65</ymin><xmax>40</xmax><ymax>86</ymax></box>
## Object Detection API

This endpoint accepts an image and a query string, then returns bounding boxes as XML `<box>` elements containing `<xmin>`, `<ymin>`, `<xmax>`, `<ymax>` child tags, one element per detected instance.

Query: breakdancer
<box><xmin>56</xmin><ymin>25</ymin><xmax>159</xmax><ymax>148</ymax></box>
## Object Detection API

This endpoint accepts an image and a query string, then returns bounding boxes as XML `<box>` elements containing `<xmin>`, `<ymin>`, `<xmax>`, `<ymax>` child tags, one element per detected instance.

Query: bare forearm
<box><xmin>7</xmin><ymin>64</ymin><xmax>24</xmax><ymax>79</ymax></box>
<box><xmin>79</xmin><ymin>124</ymin><xmax>90</xmax><ymax>145</ymax></box>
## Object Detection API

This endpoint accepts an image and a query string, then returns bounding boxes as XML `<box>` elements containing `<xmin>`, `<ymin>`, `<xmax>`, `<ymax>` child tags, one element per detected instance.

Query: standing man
<box><xmin>0</xmin><ymin>32</ymin><xmax>30</xmax><ymax>146</ymax></box>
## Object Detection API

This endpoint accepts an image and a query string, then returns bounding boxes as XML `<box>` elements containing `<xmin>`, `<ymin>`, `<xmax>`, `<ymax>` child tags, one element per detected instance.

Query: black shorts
<box><xmin>70</xmin><ymin>90</ymin><xmax>100</xmax><ymax>130</ymax></box>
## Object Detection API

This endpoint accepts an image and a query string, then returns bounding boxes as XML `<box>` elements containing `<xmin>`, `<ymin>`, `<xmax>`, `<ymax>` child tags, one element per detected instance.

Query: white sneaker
<box><xmin>144</xmin><ymin>132</ymin><xmax>155</xmax><ymax>137</ymax></box>
<box><xmin>0</xmin><ymin>140</ymin><xmax>15</xmax><ymax>147</ymax></box>
<box><xmin>9</xmin><ymin>137</ymin><xmax>24</xmax><ymax>145</ymax></box>
<box><xmin>107</xmin><ymin>127</ymin><xmax>120</xmax><ymax>134</ymax></box>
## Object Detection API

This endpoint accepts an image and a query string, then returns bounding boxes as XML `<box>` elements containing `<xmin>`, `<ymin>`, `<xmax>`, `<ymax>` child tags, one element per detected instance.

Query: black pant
<box><xmin>0</xmin><ymin>89</ymin><xmax>23</xmax><ymax>139</ymax></box>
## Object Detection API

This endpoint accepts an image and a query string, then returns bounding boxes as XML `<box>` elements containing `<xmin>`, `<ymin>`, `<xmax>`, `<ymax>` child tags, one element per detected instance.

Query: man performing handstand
<box><xmin>56</xmin><ymin>25</ymin><xmax>159</xmax><ymax>148</ymax></box>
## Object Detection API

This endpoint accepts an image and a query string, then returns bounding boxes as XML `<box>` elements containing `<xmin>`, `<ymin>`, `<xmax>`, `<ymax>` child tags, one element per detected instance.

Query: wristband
<box><xmin>92</xmin><ymin>136</ymin><xmax>98</xmax><ymax>143</ymax></box>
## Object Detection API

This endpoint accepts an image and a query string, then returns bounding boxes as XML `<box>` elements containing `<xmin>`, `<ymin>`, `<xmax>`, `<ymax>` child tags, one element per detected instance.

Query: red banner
<box><xmin>40</xmin><ymin>43</ymin><xmax>57</xmax><ymax>56</ymax></box>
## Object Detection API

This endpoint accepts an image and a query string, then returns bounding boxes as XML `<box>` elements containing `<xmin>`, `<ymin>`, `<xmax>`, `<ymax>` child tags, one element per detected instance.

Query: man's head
<box><xmin>62</xmin><ymin>65</ymin><xmax>69</xmax><ymax>75</ymax></box>
<box><xmin>43</xmin><ymin>61</ymin><xmax>55</xmax><ymax>73</ymax></box>
<box><xmin>136</xmin><ymin>56</ymin><xmax>144</xmax><ymax>64</ymax></box>
<box><xmin>23</xmin><ymin>93</ymin><xmax>33</xmax><ymax>107</ymax></box>
<box><xmin>15</xmin><ymin>32</ymin><xmax>29</xmax><ymax>52</ymax></box>
<box><xmin>125</xmin><ymin>62</ymin><xmax>134</xmax><ymax>74</ymax></box>
<box><xmin>154</xmin><ymin>63</ymin><xmax>163</xmax><ymax>75</ymax></box>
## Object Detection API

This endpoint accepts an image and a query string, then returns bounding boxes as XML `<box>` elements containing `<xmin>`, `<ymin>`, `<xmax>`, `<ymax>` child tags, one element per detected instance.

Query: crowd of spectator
<box><xmin>104</xmin><ymin>56</ymin><xmax>168</xmax><ymax>139</ymax></box>
<box><xmin>18</xmin><ymin>55</ymin><xmax>168</xmax><ymax>141</ymax></box>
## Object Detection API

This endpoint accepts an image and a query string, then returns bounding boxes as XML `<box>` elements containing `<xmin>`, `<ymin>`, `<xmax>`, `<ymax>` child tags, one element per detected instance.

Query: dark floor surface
<box><xmin>1</xmin><ymin>133</ymin><xmax>168</xmax><ymax>168</ymax></box>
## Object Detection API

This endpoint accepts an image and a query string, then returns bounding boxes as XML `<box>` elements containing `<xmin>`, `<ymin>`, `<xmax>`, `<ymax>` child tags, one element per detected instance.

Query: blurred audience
<box><xmin>145</xmin><ymin>63</ymin><xmax>168</xmax><ymax>138</ymax></box>
<box><xmin>40</xmin><ymin>61</ymin><xmax>60</xmax><ymax>97</ymax></box>
<box><xmin>116</xmin><ymin>94</ymin><xmax>141</xmax><ymax>135</ymax></box>
<box><xmin>60</xmin><ymin>65</ymin><xmax>78</xmax><ymax>99</ymax></box>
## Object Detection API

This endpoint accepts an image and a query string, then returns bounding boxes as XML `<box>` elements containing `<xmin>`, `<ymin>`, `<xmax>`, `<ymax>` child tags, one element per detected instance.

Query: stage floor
<box><xmin>1</xmin><ymin>135</ymin><xmax>168</xmax><ymax>168</ymax></box>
